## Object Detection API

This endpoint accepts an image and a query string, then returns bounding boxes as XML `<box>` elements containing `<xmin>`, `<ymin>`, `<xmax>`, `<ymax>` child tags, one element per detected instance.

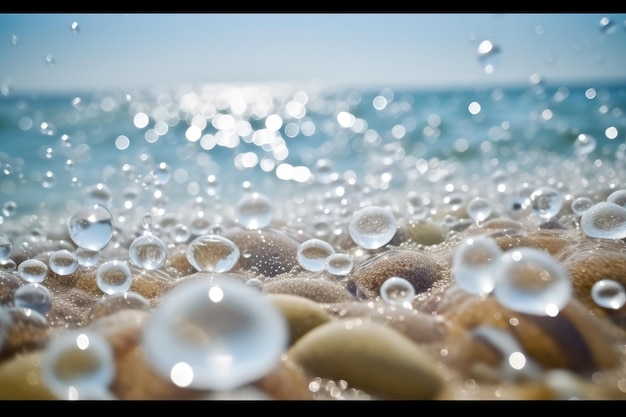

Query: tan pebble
<box><xmin>0</xmin><ymin>271</ymin><xmax>21</xmax><ymax>304</ymax></box>
<box><xmin>287</xmin><ymin>318</ymin><xmax>445</xmax><ymax>399</ymax></box>
<box><xmin>263</xmin><ymin>277</ymin><xmax>355</xmax><ymax>303</ymax></box>
<box><xmin>351</xmin><ymin>249</ymin><xmax>446</xmax><ymax>299</ymax></box>
<box><xmin>402</xmin><ymin>219</ymin><xmax>446</xmax><ymax>246</ymax></box>
<box><xmin>0</xmin><ymin>351</ymin><xmax>56</xmax><ymax>399</ymax></box>
<box><xmin>265</xmin><ymin>293</ymin><xmax>332</xmax><ymax>346</ymax></box>
<box><xmin>223</xmin><ymin>227</ymin><xmax>302</xmax><ymax>277</ymax></box>
<box><xmin>254</xmin><ymin>356</ymin><xmax>315</xmax><ymax>399</ymax></box>
<box><xmin>492</xmin><ymin>229</ymin><xmax>573</xmax><ymax>257</ymax></box>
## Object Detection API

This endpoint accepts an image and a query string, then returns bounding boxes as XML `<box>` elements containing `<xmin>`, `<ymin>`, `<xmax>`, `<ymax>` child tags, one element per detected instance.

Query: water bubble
<box><xmin>142</xmin><ymin>276</ymin><xmax>288</xmax><ymax>390</ymax></box>
<box><xmin>324</xmin><ymin>253</ymin><xmax>353</xmax><ymax>276</ymax></box>
<box><xmin>17</xmin><ymin>258</ymin><xmax>48</xmax><ymax>283</ymax></box>
<box><xmin>380</xmin><ymin>276</ymin><xmax>415</xmax><ymax>308</ymax></box>
<box><xmin>128</xmin><ymin>234</ymin><xmax>167</xmax><ymax>271</ymax></box>
<box><xmin>49</xmin><ymin>249</ymin><xmax>78</xmax><ymax>276</ymax></box>
<box><xmin>171</xmin><ymin>223</ymin><xmax>191</xmax><ymax>243</ymax></box>
<box><xmin>246</xmin><ymin>277</ymin><xmax>263</xmax><ymax>291</ymax></box>
<box><xmin>529</xmin><ymin>186</ymin><xmax>563</xmax><ymax>220</ymax></box>
<box><xmin>477</xmin><ymin>39</ymin><xmax>501</xmax><ymax>74</ymax></box>
<box><xmin>590</xmin><ymin>279</ymin><xmax>626</xmax><ymax>310</ymax></box>
<box><xmin>88</xmin><ymin>291</ymin><xmax>152</xmax><ymax>321</ymax></box>
<box><xmin>40</xmin><ymin>330</ymin><xmax>115</xmax><ymax>400</ymax></box>
<box><xmin>235</xmin><ymin>192</ymin><xmax>274</xmax><ymax>229</ymax></box>
<box><xmin>68</xmin><ymin>203</ymin><xmax>115</xmax><ymax>251</ymax></box>
<box><xmin>96</xmin><ymin>260</ymin><xmax>133</xmax><ymax>295</ymax></box>
<box><xmin>580</xmin><ymin>202</ymin><xmax>626</xmax><ymax>239</ymax></box>
<box><xmin>571</xmin><ymin>196</ymin><xmax>594</xmax><ymax>217</ymax></box>
<box><xmin>348</xmin><ymin>206</ymin><xmax>397</xmax><ymax>249</ymax></box>
<box><xmin>13</xmin><ymin>283</ymin><xmax>53</xmax><ymax>315</ymax></box>
<box><xmin>297</xmin><ymin>238</ymin><xmax>335</xmax><ymax>272</ymax></box>
<box><xmin>0</xmin><ymin>233</ymin><xmax>12</xmax><ymax>262</ymax></box>
<box><xmin>2</xmin><ymin>201</ymin><xmax>17</xmax><ymax>217</ymax></box>
<box><xmin>0</xmin><ymin>259</ymin><xmax>16</xmax><ymax>272</ymax></box>
<box><xmin>186</xmin><ymin>234</ymin><xmax>240</xmax><ymax>272</ymax></box>
<box><xmin>467</xmin><ymin>196</ymin><xmax>492</xmax><ymax>222</ymax></box>
<box><xmin>607</xmin><ymin>189</ymin><xmax>626</xmax><ymax>208</ymax></box>
<box><xmin>74</xmin><ymin>248</ymin><xmax>101</xmax><ymax>267</ymax></box>
<box><xmin>573</xmin><ymin>133</ymin><xmax>596</xmax><ymax>158</ymax></box>
<box><xmin>84</xmin><ymin>183</ymin><xmax>113</xmax><ymax>207</ymax></box>
<box><xmin>452</xmin><ymin>236</ymin><xmax>503</xmax><ymax>295</ymax></box>
<box><xmin>493</xmin><ymin>247</ymin><xmax>572</xmax><ymax>316</ymax></box>
<box><xmin>151</xmin><ymin>162</ymin><xmax>172</xmax><ymax>185</ymax></box>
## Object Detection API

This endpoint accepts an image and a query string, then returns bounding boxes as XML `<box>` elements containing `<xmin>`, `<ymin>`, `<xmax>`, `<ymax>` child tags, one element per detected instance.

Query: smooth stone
<box><xmin>402</xmin><ymin>219</ymin><xmax>446</xmax><ymax>246</ymax></box>
<box><xmin>287</xmin><ymin>318</ymin><xmax>445</xmax><ymax>399</ymax></box>
<box><xmin>265</xmin><ymin>293</ymin><xmax>332</xmax><ymax>346</ymax></box>
<box><xmin>350</xmin><ymin>249</ymin><xmax>446</xmax><ymax>299</ymax></box>
<box><xmin>491</xmin><ymin>229</ymin><xmax>574</xmax><ymax>257</ymax></box>
<box><xmin>263</xmin><ymin>277</ymin><xmax>355</xmax><ymax>303</ymax></box>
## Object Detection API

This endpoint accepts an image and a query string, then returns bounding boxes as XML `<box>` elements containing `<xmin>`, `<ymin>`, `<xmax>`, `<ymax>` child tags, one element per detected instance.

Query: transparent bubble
<box><xmin>142</xmin><ymin>276</ymin><xmax>288</xmax><ymax>390</ymax></box>
<box><xmin>493</xmin><ymin>248</ymin><xmax>572</xmax><ymax>316</ymax></box>
<box><xmin>380</xmin><ymin>276</ymin><xmax>415</xmax><ymax>308</ymax></box>
<box><xmin>68</xmin><ymin>203</ymin><xmax>115</xmax><ymax>251</ymax></box>
<box><xmin>573</xmin><ymin>133</ymin><xmax>596</xmax><ymax>158</ymax></box>
<box><xmin>452</xmin><ymin>236</ymin><xmax>503</xmax><ymax>295</ymax></box>
<box><xmin>571</xmin><ymin>196</ymin><xmax>594</xmax><ymax>217</ymax></box>
<box><xmin>49</xmin><ymin>249</ymin><xmax>78</xmax><ymax>276</ymax></box>
<box><xmin>128</xmin><ymin>234</ymin><xmax>167</xmax><ymax>271</ymax></box>
<box><xmin>530</xmin><ymin>186</ymin><xmax>563</xmax><ymax>220</ymax></box>
<box><xmin>151</xmin><ymin>162</ymin><xmax>172</xmax><ymax>185</ymax></box>
<box><xmin>0</xmin><ymin>259</ymin><xmax>16</xmax><ymax>272</ymax></box>
<box><xmin>590</xmin><ymin>279</ymin><xmax>626</xmax><ymax>310</ymax></box>
<box><xmin>297</xmin><ymin>238</ymin><xmax>335</xmax><ymax>272</ymax></box>
<box><xmin>84</xmin><ymin>183</ymin><xmax>113</xmax><ymax>207</ymax></box>
<box><xmin>246</xmin><ymin>277</ymin><xmax>263</xmax><ymax>291</ymax></box>
<box><xmin>235</xmin><ymin>192</ymin><xmax>274</xmax><ymax>229</ymax></box>
<box><xmin>324</xmin><ymin>253</ymin><xmax>353</xmax><ymax>276</ymax></box>
<box><xmin>606</xmin><ymin>189</ymin><xmax>626</xmax><ymax>208</ymax></box>
<box><xmin>171</xmin><ymin>223</ymin><xmax>191</xmax><ymax>243</ymax></box>
<box><xmin>14</xmin><ymin>283</ymin><xmax>53</xmax><ymax>315</ymax></box>
<box><xmin>96</xmin><ymin>260</ymin><xmax>133</xmax><ymax>295</ymax></box>
<box><xmin>467</xmin><ymin>196</ymin><xmax>492</xmax><ymax>222</ymax></box>
<box><xmin>0</xmin><ymin>233</ymin><xmax>12</xmax><ymax>262</ymax></box>
<box><xmin>17</xmin><ymin>258</ymin><xmax>48</xmax><ymax>283</ymax></box>
<box><xmin>75</xmin><ymin>248</ymin><xmax>101</xmax><ymax>267</ymax></box>
<box><xmin>88</xmin><ymin>291</ymin><xmax>152</xmax><ymax>321</ymax></box>
<box><xmin>348</xmin><ymin>206</ymin><xmax>397</xmax><ymax>249</ymax></box>
<box><xmin>2</xmin><ymin>200</ymin><xmax>17</xmax><ymax>217</ymax></box>
<box><xmin>580</xmin><ymin>202</ymin><xmax>626</xmax><ymax>239</ymax></box>
<box><xmin>186</xmin><ymin>234</ymin><xmax>240</xmax><ymax>272</ymax></box>
<box><xmin>40</xmin><ymin>330</ymin><xmax>115</xmax><ymax>400</ymax></box>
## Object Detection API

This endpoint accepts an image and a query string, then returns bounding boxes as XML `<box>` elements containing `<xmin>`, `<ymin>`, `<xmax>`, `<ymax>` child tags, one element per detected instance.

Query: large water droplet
<box><xmin>17</xmin><ymin>258</ymin><xmax>48</xmax><ymax>283</ymax></box>
<box><xmin>530</xmin><ymin>186</ymin><xmax>563</xmax><ymax>220</ymax></box>
<box><xmin>186</xmin><ymin>234</ymin><xmax>240</xmax><ymax>272</ymax></box>
<box><xmin>590</xmin><ymin>279</ymin><xmax>626</xmax><ymax>310</ymax></box>
<box><xmin>452</xmin><ymin>236</ymin><xmax>503</xmax><ymax>295</ymax></box>
<box><xmin>129</xmin><ymin>234</ymin><xmax>167</xmax><ymax>271</ymax></box>
<box><xmin>493</xmin><ymin>248</ymin><xmax>572</xmax><ymax>316</ymax></box>
<box><xmin>324</xmin><ymin>253</ymin><xmax>353</xmax><ymax>277</ymax></box>
<box><xmin>297</xmin><ymin>238</ymin><xmax>335</xmax><ymax>272</ymax></box>
<box><xmin>96</xmin><ymin>260</ymin><xmax>133</xmax><ymax>295</ymax></box>
<box><xmin>467</xmin><ymin>196</ymin><xmax>492</xmax><ymax>222</ymax></box>
<box><xmin>235</xmin><ymin>192</ymin><xmax>274</xmax><ymax>229</ymax></box>
<box><xmin>142</xmin><ymin>275</ymin><xmax>288</xmax><ymax>390</ymax></box>
<box><xmin>68</xmin><ymin>203</ymin><xmax>114</xmax><ymax>251</ymax></box>
<box><xmin>570</xmin><ymin>196</ymin><xmax>594</xmax><ymax>217</ymax></box>
<box><xmin>606</xmin><ymin>189</ymin><xmax>626</xmax><ymax>208</ymax></box>
<box><xmin>580</xmin><ymin>202</ymin><xmax>626</xmax><ymax>239</ymax></box>
<box><xmin>348</xmin><ymin>206</ymin><xmax>397</xmax><ymax>249</ymax></box>
<box><xmin>40</xmin><ymin>330</ymin><xmax>115</xmax><ymax>400</ymax></box>
<box><xmin>49</xmin><ymin>249</ymin><xmax>78</xmax><ymax>276</ymax></box>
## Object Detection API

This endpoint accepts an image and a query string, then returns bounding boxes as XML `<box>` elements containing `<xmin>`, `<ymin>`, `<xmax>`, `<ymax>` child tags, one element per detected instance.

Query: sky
<box><xmin>1</xmin><ymin>13</ymin><xmax>626</xmax><ymax>94</ymax></box>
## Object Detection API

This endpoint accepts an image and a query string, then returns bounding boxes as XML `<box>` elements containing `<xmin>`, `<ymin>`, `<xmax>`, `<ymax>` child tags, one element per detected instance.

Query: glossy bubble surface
<box><xmin>186</xmin><ymin>234</ymin><xmax>240</xmax><ymax>272</ymax></box>
<box><xmin>380</xmin><ymin>276</ymin><xmax>415</xmax><ymax>308</ymax></box>
<box><xmin>129</xmin><ymin>234</ymin><xmax>167</xmax><ymax>270</ymax></box>
<box><xmin>96</xmin><ymin>260</ymin><xmax>133</xmax><ymax>295</ymax></box>
<box><xmin>14</xmin><ymin>283</ymin><xmax>53</xmax><ymax>315</ymax></box>
<box><xmin>17</xmin><ymin>258</ymin><xmax>48</xmax><ymax>283</ymax></box>
<box><xmin>297</xmin><ymin>238</ymin><xmax>335</xmax><ymax>272</ymax></box>
<box><xmin>452</xmin><ymin>236</ymin><xmax>503</xmax><ymax>295</ymax></box>
<box><xmin>580</xmin><ymin>202</ymin><xmax>626</xmax><ymax>239</ymax></box>
<box><xmin>235</xmin><ymin>192</ymin><xmax>274</xmax><ymax>229</ymax></box>
<box><xmin>142</xmin><ymin>275</ymin><xmax>288</xmax><ymax>390</ymax></box>
<box><xmin>68</xmin><ymin>203</ymin><xmax>114</xmax><ymax>251</ymax></box>
<box><xmin>349</xmin><ymin>206</ymin><xmax>397</xmax><ymax>250</ymax></box>
<box><xmin>590</xmin><ymin>279</ymin><xmax>626</xmax><ymax>310</ymax></box>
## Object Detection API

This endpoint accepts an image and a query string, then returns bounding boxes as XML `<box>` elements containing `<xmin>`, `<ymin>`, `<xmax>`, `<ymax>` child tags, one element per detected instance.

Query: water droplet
<box><xmin>128</xmin><ymin>234</ymin><xmax>167</xmax><ymax>271</ymax></box>
<box><xmin>324</xmin><ymin>253</ymin><xmax>353</xmax><ymax>276</ymax></box>
<box><xmin>477</xmin><ymin>39</ymin><xmax>501</xmax><ymax>74</ymax></box>
<box><xmin>49</xmin><ymin>249</ymin><xmax>78</xmax><ymax>276</ymax></box>
<box><xmin>40</xmin><ymin>330</ymin><xmax>115</xmax><ymax>400</ymax></box>
<box><xmin>14</xmin><ymin>283</ymin><xmax>53</xmax><ymax>315</ymax></box>
<box><xmin>297</xmin><ymin>238</ymin><xmax>335</xmax><ymax>272</ymax></box>
<box><xmin>0</xmin><ymin>233</ymin><xmax>12</xmax><ymax>262</ymax></box>
<box><xmin>493</xmin><ymin>248</ymin><xmax>572</xmax><ymax>316</ymax></box>
<box><xmin>452</xmin><ymin>236</ymin><xmax>503</xmax><ymax>295</ymax></box>
<box><xmin>68</xmin><ymin>203</ymin><xmax>115</xmax><ymax>251</ymax></box>
<box><xmin>467</xmin><ymin>196</ymin><xmax>492</xmax><ymax>222</ymax></box>
<box><xmin>607</xmin><ymin>189</ymin><xmax>626</xmax><ymax>208</ymax></box>
<box><xmin>571</xmin><ymin>196</ymin><xmax>594</xmax><ymax>217</ymax></box>
<box><xmin>96</xmin><ymin>260</ymin><xmax>133</xmax><ymax>295</ymax></box>
<box><xmin>348</xmin><ymin>206</ymin><xmax>397</xmax><ymax>249</ymax></box>
<box><xmin>2</xmin><ymin>201</ymin><xmax>17</xmax><ymax>217</ymax></box>
<box><xmin>246</xmin><ymin>277</ymin><xmax>263</xmax><ymax>291</ymax></box>
<box><xmin>84</xmin><ymin>183</ymin><xmax>113</xmax><ymax>207</ymax></box>
<box><xmin>186</xmin><ymin>234</ymin><xmax>240</xmax><ymax>272</ymax></box>
<box><xmin>74</xmin><ymin>248</ymin><xmax>101</xmax><ymax>267</ymax></box>
<box><xmin>142</xmin><ymin>276</ymin><xmax>288</xmax><ymax>390</ymax></box>
<box><xmin>89</xmin><ymin>291</ymin><xmax>151</xmax><ymax>321</ymax></box>
<box><xmin>151</xmin><ymin>162</ymin><xmax>172</xmax><ymax>185</ymax></box>
<box><xmin>380</xmin><ymin>276</ymin><xmax>415</xmax><ymax>308</ymax></box>
<box><xmin>530</xmin><ymin>186</ymin><xmax>563</xmax><ymax>220</ymax></box>
<box><xmin>580</xmin><ymin>202</ymin><xmax>626</xmax><ymax>239</ymax></box>
<box><xmin>590</xmin><ymin>279</ymin><xmax>626</xmax><ymax>310</ymax></box>
<box><xmin>235</xmin><ymin>192</ymin><xmax>274</xmax><ymax>229</ymax></box>
<box><xmin>171</xmin><ymin>223</ymin><xmax>191</xmax><ymax>243</ymax></box>
<box><xmin>573</xmin><ymin>133</ymin><xmax>596</xmax><ymax>158</ymax></box>
<box><xmin>17</xmin><ymin>258</ymin><xmax>48</xmax><ymax>283</ymax></box>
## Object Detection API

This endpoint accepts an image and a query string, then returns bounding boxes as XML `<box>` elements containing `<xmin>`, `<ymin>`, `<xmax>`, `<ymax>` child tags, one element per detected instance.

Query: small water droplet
<box><xmin>235</xmin><ymin>192</ymin><xmax>274</xmax><ymax>229</ymax></box>
<box><xmin>17</xmin><ymin>258</ymin><xmax>48</xmax><ymax>283</ymax></box>
<box><xmin>128</xmin><ymin>234</ymin><xmax>167</xmax><ymax>271</ymax></box>
<box><xmin>14</xmin><ymin>283</ymin><xmax>53</xmax><ymax>315</ymax></box>
<box><xmin>186</xmin><ymin>234</ymin><xmax>240</xmax><ymax>272</ymax></box>
<box><xmin>49</xmin><ymin>249</ymin><xmax>78</xmax><ymax>276</ymax></box>
<box><xmin>349</xmin><ymin>206</ymin><xmax>397</xmax><ymax>249</ymax></box>
<box><xmin>96</xmin><ymin>260</ymin><xmax>133</xmax><ymax>295</ymax></box>
<box><xmin>591</xmin><ymin>279</ymin><xmax>626</xmax><ymax>309</ymax></box>
<box><xmin>297</xmin><ymin>238</ymin><xmax>335</xmax><ymax>272</ymax></box>
<box><xmin>580</xmin><ymin>202</ymin><xmax>626</xmax><ymax>239</ymax></box>
<box><xmin>380</xmin><ymin>276</ymin><xmax>415</xmax><ymax>308</ymax></box>
<box><xmin>452</xmin><ymin>236</ymin><xmax>503</xmax><ymax>295</ymax></box>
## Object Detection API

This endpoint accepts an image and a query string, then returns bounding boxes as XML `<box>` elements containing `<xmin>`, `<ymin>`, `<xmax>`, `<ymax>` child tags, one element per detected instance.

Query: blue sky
<box><xmin>1</xmin><ymin>13</ymin><xmax>625</xmax><ymax>93</ymax></box>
